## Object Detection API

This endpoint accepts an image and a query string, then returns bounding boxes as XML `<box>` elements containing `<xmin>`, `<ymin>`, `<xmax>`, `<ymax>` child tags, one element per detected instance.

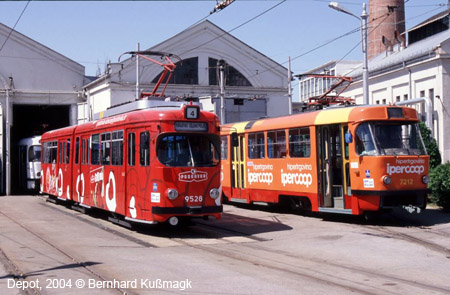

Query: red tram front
<box><xmin>40</xmin><ymin>101</ymin><xmax>222</xmax><ymax>225</ymax></box>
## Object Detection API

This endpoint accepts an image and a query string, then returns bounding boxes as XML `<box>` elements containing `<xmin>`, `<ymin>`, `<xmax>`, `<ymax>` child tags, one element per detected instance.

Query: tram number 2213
<box><xmin>185</xmin><ymin>195</ymin><xmax>203</xmax><ymax>202</ymax></box>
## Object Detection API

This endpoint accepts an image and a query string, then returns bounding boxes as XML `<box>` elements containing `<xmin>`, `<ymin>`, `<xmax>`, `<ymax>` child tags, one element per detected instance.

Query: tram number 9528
<box><xmin>185</xmin><ymin>195</ymin><xmax>203</xmax><ymax>202</ymax></box>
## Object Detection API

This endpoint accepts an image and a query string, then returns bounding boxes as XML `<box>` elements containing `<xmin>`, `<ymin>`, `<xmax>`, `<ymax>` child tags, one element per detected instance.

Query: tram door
<box><xmin>77</xmin><ymin>136</ymin><xmax>89</xmax><ymax>204</ymax></box>
<box><xmin>317</xmin><ymin>124</ymin><xmax>346</xmax><ymax>209</ymax></box>
<box><xmin>58</xmin><ymin>138</ymin><xmax>71</xmax><ymax>200</ymax></box>
<box><xmin>125</xmin><ymin>129</ymin><xmax>151</xmax><ymax>219</ymax></box>
<box><xmin>230</xmin><ymin>133</ymin><xmax>246</xmax><ymax>201</ymax></box>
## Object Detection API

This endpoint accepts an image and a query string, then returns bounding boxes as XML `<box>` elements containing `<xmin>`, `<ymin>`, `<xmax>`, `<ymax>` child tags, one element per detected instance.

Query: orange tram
<box><xmin>220</xmin><ymin>105</ymin><xmax>430</xmax><ymax>217</ymax></box>
<box><xmin>40</xmin><ymin>101</ymin><xmax>222</xmax><ymax>226</ymax></box>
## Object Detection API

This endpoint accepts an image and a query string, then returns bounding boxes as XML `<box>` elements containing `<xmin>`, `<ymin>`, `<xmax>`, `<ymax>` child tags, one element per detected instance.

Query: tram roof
<box><xmin>221</xmin><ymin>105</ymin><xmax>419</xmax><ymax>134</ymax></box>
<box><xmin>42</xmin><ymin>104</ymin><xmax>218</xmax><ymax>140</ymax></box>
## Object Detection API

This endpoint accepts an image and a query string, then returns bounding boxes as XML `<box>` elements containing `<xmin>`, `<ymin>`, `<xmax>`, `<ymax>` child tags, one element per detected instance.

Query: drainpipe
<box><xmin>404</xmin><ymin>62</ymin><xmax>412</xmax><ymax>100</ymax></box>
<box><xmin>87</xmin><ymin>91</ymin><xmax>92</xmax><ymax>121</ymax></box>
<box><xmin>394</xmin><ymin>97</ymin><xmax>433</xmax><ymax>131</ymax></box>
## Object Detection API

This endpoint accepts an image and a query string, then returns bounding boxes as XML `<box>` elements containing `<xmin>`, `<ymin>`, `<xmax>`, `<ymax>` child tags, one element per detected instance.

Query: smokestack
<box><xmin>368</xmin><ymin>0</ymin><xmax>405</xmax><ymax>60</ymax></box>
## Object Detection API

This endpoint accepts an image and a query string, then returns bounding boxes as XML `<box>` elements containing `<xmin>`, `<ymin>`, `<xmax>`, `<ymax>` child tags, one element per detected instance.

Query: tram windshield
<box><xmin>157</xmin><ymin>134</ymin><xmax>220</xmax><ymax>167</ymax></box>
<box><xmin>28</xmin><ymin>145</ymin><xmax>41</xmax><ymax>162</ymax></box>
<box><xmin>355</xmin><ymin>122</ymin><xmax>426</xmax><ymax>156</ymax></box>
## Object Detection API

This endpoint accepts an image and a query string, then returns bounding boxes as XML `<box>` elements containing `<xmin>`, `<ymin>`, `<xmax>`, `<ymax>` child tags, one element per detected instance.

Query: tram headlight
<box><xmin>422</xmin><ymin>175</ymin><xmax>429</xmax><ymax>184</ymax></box>
<box><xmin>209</xmin><ymin>188</ymin><xmax>220</xmax><ymax>200</ymax></box>
<box><xmin>167</xmin><ymin>189</ymin><xmax>179</xmax><ymax>200</ymax></box>
<box><xmin>382</xmin><ymin>175</ymin><xmax>392</xmax><ymax>185</ymax></box>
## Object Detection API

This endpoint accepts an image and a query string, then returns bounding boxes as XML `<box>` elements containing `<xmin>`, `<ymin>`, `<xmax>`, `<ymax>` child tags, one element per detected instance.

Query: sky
<box><xmin>0</xmin><ymin>0</ymin><xmax>448</xmax><ymax>93</ymax></box>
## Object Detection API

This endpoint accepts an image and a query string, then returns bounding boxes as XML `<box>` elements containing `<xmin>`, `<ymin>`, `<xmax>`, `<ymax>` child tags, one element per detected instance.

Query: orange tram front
<box><xmin>40</xmin><ymin>102</ymin><xmax>222</xmax><ymax>225</ymax></box>
<box><xmin>221</xmin><ymin>105</ymin><xmax>430</xmax><ymax>216</ymax></box>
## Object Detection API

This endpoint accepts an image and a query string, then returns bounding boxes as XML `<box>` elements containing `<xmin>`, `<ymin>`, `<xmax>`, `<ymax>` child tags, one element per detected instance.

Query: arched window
<box><xmin>208</xmin><ymin>58</ymin><xmax>252</xmax><ymax>87</ymax></box>
<box><xmin>152</xmin><ymin>57</ymin><xmax>198</xmax><ymax>85</ymax></box>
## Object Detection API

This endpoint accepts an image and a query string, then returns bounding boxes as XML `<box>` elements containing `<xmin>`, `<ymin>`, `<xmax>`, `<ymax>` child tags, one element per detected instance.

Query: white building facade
<box><xmin>341</xmin><ymin>30</ymin><xmax>450</xmax><ymax>162</ymax></box>
<box><xmin>83</xmin><ymin>21</ymin><xmax>289</xmax><ymax>123</ymax></box>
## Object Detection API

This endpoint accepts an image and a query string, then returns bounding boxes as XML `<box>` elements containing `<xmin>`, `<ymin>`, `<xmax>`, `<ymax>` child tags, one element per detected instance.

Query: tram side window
<box><xmin>43</xmin><ymin>141</ymin><xmax>58</xmax><ymax>164</ymax></box>
<box><xmin>91</xmin><ymin>134</ymin><xmax>100</xmax><ymax>165</ymax></box>
<box><xmin>59</xmin><ymin>142</ymin><xmax>64</xmax><ymax>164</ymax></box>
<box><xmin>86</xmin><ymin>139</ymin><xmax>90</xmax><ymax>164</ymax></box>
<box><xmin>128</xmin><ymin>133</ymin><xmax>135</xmax><ymax>166</ymax></box>
<box><xmin>81</xmin><ymin>139</ymin><xmax>85</xmax><ymax>164</ymax></box>
<box><xmin>221</xmin><ymin>136</ymin><xmax>228</xmax><ymax>160</ymax></box>
<box><xmin>42</xmin><ymin>142</ymin><xmax>49</xmax><ymax>164</ymax></box>
<box><xmin>112</xmin><ymin>130</ymin><xmax>123</xmax><ymax>166</ymax></box>
<box><xmin>140</xmin><ymin>131</ymin><xmax>150</xmax><ymax>166</ymax></box>
<box><xmin>42</xmin><ymin>142</ymin><xmax>48</xmax><ymax>163</ymax></box>
<box><xmin>66</xmin><ymin>139</ymin><xmax>70</xmax><ymax>164</ymax></box>
<box><xmin>289</xmin><ymin>127</ymin><xmax>310</xmax><ymax>158</ymax></box>
<box><xmin>75</xmin><ymin>137</ymin><xmax>80</xmax><ymax>164</ymax></box>
<box><xmin>52</xmin><ymin>142</ymin><xmax>57</xmax><ymax>163</ymax></box>
<box><xmin>101</xmin><ymin>133</ymin><xmax>111</xmax><ymax>165</ymax></box>
<box><xmin>267</xmin><ymin>130</ymin><xmax>286</xmax><ymax>158</ymax></box>
<box><xmin>248</xmin><ymin>132</ymin><xmax>265</xmax><ymax>159</ymax></box>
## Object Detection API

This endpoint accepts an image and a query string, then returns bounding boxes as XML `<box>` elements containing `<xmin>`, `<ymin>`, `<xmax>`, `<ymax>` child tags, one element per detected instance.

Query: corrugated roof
<box><xmin>407</xmin><ymin>10</ymin><xmax>449</xmax><ymax>33</ymax></box>
<box><xmin>350</xmin><ymin>29</ymin><xmax>450</xmax><ymax>78</ymax></box>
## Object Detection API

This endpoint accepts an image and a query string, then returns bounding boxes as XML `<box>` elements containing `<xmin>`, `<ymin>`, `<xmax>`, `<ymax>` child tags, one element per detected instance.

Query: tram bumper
<box><xmin>379</xmin><ymin>189</ymin><xmax>429</xmax><ymax>211</ymax></box>
<box><xmin>152</xmin><ymin>205</ymin><xmax>223</xmax><ymax>215</ymax></box>
<box><xmin>353</xmin><ymin>189</ymin><xmax>429</xmax><ymax>214</ymax></box>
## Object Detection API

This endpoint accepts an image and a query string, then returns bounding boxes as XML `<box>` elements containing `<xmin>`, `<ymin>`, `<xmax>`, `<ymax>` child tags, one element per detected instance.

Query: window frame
<box><xmin>267</xmin><ymin>130</ymin><xmax>286</xmax><ymax>159</ymax></box>
<box><xmin>288</xmin><ymin>127</ymin><xmax>311</xmax><ymax>158</ymax></box>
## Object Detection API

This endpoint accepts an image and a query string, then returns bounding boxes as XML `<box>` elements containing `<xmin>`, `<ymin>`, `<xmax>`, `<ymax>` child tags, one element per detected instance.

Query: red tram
<box><xmin>40</xmin><ymin>101</ymin><xmax>222</xmax><ymax>225</ymax></box>
<box><xmin>221</xmin><ymin>105</ymin><xmax>430</xmax><ymax>217</ymax></box>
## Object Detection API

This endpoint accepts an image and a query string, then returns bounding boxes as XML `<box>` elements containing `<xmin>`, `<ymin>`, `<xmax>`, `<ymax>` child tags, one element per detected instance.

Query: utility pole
<box><xmin>361</xmin><ymin>3</ymin><xmax>369</xmax><ymax>105</ymax></box>
<box><xmin>288</xmin><ymin>56</ymin><xmax>293</xmax><ymax>115</ymax></box>
<box><xmin>136</xmin><ymin>42</ymin><xmax>140</xmax><ymax>100</ymax></box>
<box><xmin>329</xmin><ymin>2</ymin><xmax>370</xmax><ymax>105</ymax></box>
<box><xmin>5</xmin><ymin>77</ymin><xmax>13</xmax><ymax>196</ymax></box>
<box><xmin>218</xmin><ymin>59</ymin><xmax>226</xmax><ymax>124</ymax></box>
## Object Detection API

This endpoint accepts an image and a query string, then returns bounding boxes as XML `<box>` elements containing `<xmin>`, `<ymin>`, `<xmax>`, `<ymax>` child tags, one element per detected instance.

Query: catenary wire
<box><xmin>0</xmin><ymin>1</ymin><xmax>31</xmax><ymax>54</ymax></box>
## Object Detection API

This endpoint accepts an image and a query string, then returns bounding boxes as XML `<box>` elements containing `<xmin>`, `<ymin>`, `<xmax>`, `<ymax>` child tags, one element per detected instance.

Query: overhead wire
<box><xmin>0</xmin><ymin>0</ymin><xmax>31</xmax><ymax>54</ymax></box>
<box><xmin>335</xmin><ymin>4</ymin><xmax>446</xmax><ymax>78</ymax></box>
<box><xmin>288</xmin><ymin>4</ymin><xmax>446</xmax><ymax>77</ymax></box>
<box><xmin>177</xmin><ymin>0</ymin><xmax>287</xmax><ymax>57</ymax></box>
<box><xmin>0</xmin><ymin>1</ymin><xmax>447</xmax><ymax>76</ymax></box>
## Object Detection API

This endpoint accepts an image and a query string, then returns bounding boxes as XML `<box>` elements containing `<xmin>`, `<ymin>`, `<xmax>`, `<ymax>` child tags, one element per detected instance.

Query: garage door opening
<box><xmin>11</xmin><ymin>104</ymin><xmax>70</xmax><ymax>194</ymax></box>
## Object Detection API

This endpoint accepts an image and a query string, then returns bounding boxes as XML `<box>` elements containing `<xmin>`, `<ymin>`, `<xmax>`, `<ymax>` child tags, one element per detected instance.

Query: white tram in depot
<box><xmin>18</xmin><ymin>136</ymin><xmax>42</xmax><ymax>192</ymax></box>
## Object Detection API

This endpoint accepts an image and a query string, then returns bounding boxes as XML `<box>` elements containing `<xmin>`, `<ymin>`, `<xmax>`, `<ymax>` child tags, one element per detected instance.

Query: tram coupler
<box><xmin>402</xmin><ymin>204</ymin><xmax>421</xmax><ymax>214</ymax></box>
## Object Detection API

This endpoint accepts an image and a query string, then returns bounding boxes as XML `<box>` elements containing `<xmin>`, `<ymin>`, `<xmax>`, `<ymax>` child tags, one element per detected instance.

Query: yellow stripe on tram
<box><xmin>314</xmin><ymin>107</ymin><xmax>355</xmax><ymax>125</ymax></box>
<box><xmin>229</xmin><ymin>121</ymin><xmax>250</xmax><ymax>134</ymax></box>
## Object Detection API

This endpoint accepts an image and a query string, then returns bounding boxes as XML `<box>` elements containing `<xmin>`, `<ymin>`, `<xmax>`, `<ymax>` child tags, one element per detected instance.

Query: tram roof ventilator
<box><xmin>93</xmin><ymin>99</ymin><xmax>201</xmax><ymax>120</ymax></box>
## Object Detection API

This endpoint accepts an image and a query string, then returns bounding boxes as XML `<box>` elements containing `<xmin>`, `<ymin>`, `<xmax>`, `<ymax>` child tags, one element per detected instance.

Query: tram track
<box><xmin>176</xmin><ymin>227</ymin><xmax>450</xmax><ymax>295</ymax></box>
<box><xmin>189</xmin><ymin>213</ymin><xmax>450</xmax><ymax>294</ymax></box>
<box><xmin>12</xmin><ymin>196</ymin><xmax>450</xmax><ymax>294</ymax></box>
<box><xmin>367</xmin><ymin>225</ymin><xmax>450</xmax><ymax>257</ymax></box>
<box><xmin>173</xmin><ymin>222</ymin><xmax>449</xmax><ymax>295</ymax></box>
<box><xmin>0</xmin><ymin>247</ymin><xmax>39</xmax><ymax>295</ymax></box>
<box><xmin>245</xmin><ymin>242</ymin><xmax>450</xmax><ymax>294</ymax></box>
<box><xmin>172</xmin><ymin>236</ymin><xmax>383</xmax><ymax>295</ymax></box>
<box><xmin>38</xmin><ymin>199</ymin><xmax>384</xmax><ymax>293</ymax></box>
<box><xmin>0</xmin><ymin>210</ymin><xmax>130</xmax><ymax>295</ymax></box>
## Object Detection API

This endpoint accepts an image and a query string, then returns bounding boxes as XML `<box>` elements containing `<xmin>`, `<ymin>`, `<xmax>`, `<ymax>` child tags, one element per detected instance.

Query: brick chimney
<box><xmin>368</xmin><ymin>0</ymin><xmax>405</xmax><ymax>60</ymax></box>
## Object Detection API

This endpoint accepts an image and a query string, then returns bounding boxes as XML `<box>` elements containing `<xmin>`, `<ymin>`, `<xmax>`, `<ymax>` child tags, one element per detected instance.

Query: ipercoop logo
<box><xmin>386</xmin><ymin>163</ymin><xmax>425</xmax><ymax>175</ymax></box>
